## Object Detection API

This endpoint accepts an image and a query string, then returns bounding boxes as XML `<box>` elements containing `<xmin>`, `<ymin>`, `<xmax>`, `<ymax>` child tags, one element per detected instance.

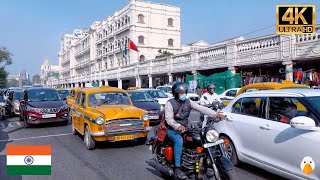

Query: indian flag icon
<box><xmin>6</xmin><ymin>145</ymin><xmax>51</xmax><ymax>175</ymax></box>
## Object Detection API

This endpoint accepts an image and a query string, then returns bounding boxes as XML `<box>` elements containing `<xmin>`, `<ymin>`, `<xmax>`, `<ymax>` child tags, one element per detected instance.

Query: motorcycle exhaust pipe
<box><xmin>146</xmin><ymin>159</ymin><xmax>174</xmax><ymax>177</ymax></box>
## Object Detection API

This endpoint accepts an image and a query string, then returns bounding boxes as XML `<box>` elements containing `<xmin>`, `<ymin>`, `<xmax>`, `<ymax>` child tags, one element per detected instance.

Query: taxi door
<box><xmin>71</xmin><ymin>92</ymin><xmax>82</xmax><ymax>134</ymax></box>
<box><xmin>77</xmin><ymin>92</ymin><xmax>87</xmax><ymax>134</ymax></box>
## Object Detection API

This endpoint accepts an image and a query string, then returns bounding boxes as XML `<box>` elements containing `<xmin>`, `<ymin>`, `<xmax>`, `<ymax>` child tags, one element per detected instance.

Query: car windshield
<box><xmin>27</xmin><ymin>89</ymin><xmax>61</xmax><ymax>102</ymax></box>
<box><xmin>58</xmin><ymin>90</ymin><xmax>70</xmax><ymax>99</ymax></box>
<box><xmin>305</xmin><ymin>96</ymin><xmax>320</xmax><ymax>113</ymax></box>
<box><xmin>157</xmin><ymin>87</ymin><xmax>172</xmax><ymax>93</ymax></box>
<box><xmin>129</xmin><ymin>92</ymin><xmax>155</xmax><ymax>102</ymax></box>
<box><xmin>14</xmin><ymin>91</ymin><xmax>23</xmax><ymax>100</ymax></box>
<box><xmin>88</xmin><ymin>92</ymin><xmax>130</xmax><ymax>107</ymax></box>
<box><xmin>146</xmin><ymin>90</ymin><xmax>168</xmax><ymax>98</ymax></box>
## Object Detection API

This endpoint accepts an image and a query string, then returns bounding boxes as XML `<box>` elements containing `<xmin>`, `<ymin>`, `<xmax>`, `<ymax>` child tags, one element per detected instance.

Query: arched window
<box><xmin>138</xmin><ymin>36</ymin><xmax>144</xmax><ymax>44</ymax></box>
<box><xmin>138</xmin><ymin>14</ymin><xmax>144</xmax><ymax>23</ymax></box>
<box><xmin>168</xmin><ymin>38</ymin><xmax>173</xmax><ymax>46</ymax></box>
<box><xmin>168</xmin><ymin>18</ymin><xmax>173</xmax><ymax>26</ymax></box>
<box><xmin>140</xmin><ymin>55</ymin><xmax>145</xmax><ymax>62</ymax></box>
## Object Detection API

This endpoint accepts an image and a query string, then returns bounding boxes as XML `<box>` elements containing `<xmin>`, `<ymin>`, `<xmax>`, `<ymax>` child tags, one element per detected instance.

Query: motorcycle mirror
<box><xmin>204</xmin><ymin>96</ymin><xmax>208</xmax><ymax>100</ymax></box>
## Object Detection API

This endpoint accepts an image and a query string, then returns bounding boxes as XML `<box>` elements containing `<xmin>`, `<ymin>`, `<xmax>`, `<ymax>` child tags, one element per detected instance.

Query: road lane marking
<box><xmin>0</xmin><ymin>133</ymin><xmax>73</xmax><ymax>142</ymax></box>
<box><xmin>8</xmin><ymin>122</ymin><xmax>21</xmax><ymax>127</ymax></box>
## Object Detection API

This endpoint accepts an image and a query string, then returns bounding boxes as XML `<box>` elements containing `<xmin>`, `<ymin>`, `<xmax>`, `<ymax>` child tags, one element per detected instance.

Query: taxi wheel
<box><xmin>137</xmin><ymin>137</ymin><xmax>147</xmax><ymax>145</ymax></box>
<box><xmin>71</xmin><ymin>120</ymin><xmax>77</xmax><ymax>135</ymax></box>
<box><xmin>84</xmin><ymin>125</ymin><xmax>95</xmax><ymax>150</ymax></box>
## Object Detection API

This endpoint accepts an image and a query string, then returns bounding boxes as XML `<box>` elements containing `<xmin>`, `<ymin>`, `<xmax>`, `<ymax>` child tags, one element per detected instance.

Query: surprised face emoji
<box><xmin>301</xmin><ymin>156</ymin><xmax>315</xmax><ymax>175</ymax></box>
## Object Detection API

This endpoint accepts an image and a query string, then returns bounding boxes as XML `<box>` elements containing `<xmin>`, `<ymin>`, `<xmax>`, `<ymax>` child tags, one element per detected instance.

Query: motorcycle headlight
<box><xmin>142</xmin><ymin>114</ymin><xmax>149</xmax><ymax>121</ymax></box>
<box><xmin>96</xmin><ymin>116</ymin><xmax>104</xmax><ymax>125</ymax></box>
<box><xmin>206</xmin><ymin>130</ymin><xmax>219</xmax><ymax>143</ymax></box>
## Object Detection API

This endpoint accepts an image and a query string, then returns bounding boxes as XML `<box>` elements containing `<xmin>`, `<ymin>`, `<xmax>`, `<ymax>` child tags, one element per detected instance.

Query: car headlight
<box><xmin>142</xmin><ymin>114</ymin><xmax>149</xmax><ymax>121</ymax></box>
<box><xmin>26</xmin><ymin>106</ymin><xmax>38</xmax><ymax>112</ymax></box>
<box><xmin>96</xmin><ymin>116</ymin><xmax>104</xmax><ymax>125</ymax></box>
<box><xmin>206</xmin><ymin>130</ymin><xmax>219</xmax><ymax>143</ymax></box>
<box><xmin>60</xmin><ymin>104</ymin><xmax>68</xmax><ymax>110</ymax></box>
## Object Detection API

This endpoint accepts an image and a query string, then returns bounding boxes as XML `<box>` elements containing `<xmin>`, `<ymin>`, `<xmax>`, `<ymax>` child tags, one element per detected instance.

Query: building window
<box><xmin>140</xmin><ymin>55</ymin><xmax>145</xmax><ymax>62</ymax></box>
<box><xmin>138</xmin><ymin>14</ymin><xmax>144</xmax><ymax>23</ymax></box>
<box><xmin>168</xmin><ymin>38</ymin><xmax>173</xmax><ymax>46</ymax></box>
<box><xmin>138</xmin><ymin>36</ymin><xmax>144</xmax><ymax>44</ymax></box>
<box><xmin>168</xmin><ymin>18</ymin><xmax>173</xmax><ymax>26</ymax></box>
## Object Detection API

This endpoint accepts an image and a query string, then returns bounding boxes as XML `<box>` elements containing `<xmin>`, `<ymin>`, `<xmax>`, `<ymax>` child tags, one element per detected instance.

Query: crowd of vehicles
<box><xmin>1</xmin><ymin>81</ymin><xmax>318</xmax><ymax>179</ymax></box>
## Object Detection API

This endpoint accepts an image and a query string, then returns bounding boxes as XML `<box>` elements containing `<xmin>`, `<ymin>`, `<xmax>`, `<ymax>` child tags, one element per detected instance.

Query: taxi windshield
<box><xmin>88</xmin><ymin>92</ymin><xmax>130</xmax><ymax>107</ymax></box>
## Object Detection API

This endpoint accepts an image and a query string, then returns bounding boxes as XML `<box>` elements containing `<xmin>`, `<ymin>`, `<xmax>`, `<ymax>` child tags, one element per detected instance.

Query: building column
<box><xmin>135</xmin><ymin>76</ymin><xmax>141</xmax><ymax>88</ymax></box>
<box><xmin>283</xmin><ymin>61</ymin><xmax>294</xmax><ymax>81</ymax></box>
<box><xmin>105</xmin><ymin>80</ymin><xmax>109</xmax><ymax>86</ymax></box>
<box><xmin>118</xmin><ymin>79</ymin><xmax>122</xmax><ymax>89</ymax></box>
<box><xmin>168</xmin><ymin>73</ymin><xmax>173</xmax><ymax>84</ymax></box>
<box><xmin>148</xmin><ymin>75</ymin><xmax>153</xmax><ymax>88</ymax></box>
<box><xmin>99</xmin><ymin>81</ymin><xmax>103</xmax><ymax>87</ymax></box>
<box><xmin>228</xmin><ymin>67</ymin><xmax>237</xmax><ymax>74</ymax></box>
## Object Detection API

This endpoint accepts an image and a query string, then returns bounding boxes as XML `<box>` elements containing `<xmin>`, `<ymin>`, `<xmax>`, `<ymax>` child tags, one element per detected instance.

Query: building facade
<box><xmin>58</xmin><ymin>0</ymin><xmax>181</xmax><ymax>88</ymax></box>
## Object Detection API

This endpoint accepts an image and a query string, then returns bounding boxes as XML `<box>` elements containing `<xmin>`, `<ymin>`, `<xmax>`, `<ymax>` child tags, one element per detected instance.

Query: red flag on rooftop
<box><xmin>128</xmin><ymin>40</ymin><xmax>139</xmax><ymax>52</ymax></box>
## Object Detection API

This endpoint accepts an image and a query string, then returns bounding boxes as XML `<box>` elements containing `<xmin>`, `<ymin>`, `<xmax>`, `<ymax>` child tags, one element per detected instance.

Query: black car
<box><xmin>19</xmin><ymin>87</ymin><xmax>69</xmax><ymax>127</ymax></box>
<box><xmin>127</xmin><ymin>90</ymin><xmax>162</xmax><ymax>124</ymax></box>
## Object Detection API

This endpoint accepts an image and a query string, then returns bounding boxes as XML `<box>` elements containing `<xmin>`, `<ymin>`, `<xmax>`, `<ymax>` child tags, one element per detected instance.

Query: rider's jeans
<box><xmin>167</xmin><ymin>129</ymin><xmax>183</xmax><ymax>167</ymax></box>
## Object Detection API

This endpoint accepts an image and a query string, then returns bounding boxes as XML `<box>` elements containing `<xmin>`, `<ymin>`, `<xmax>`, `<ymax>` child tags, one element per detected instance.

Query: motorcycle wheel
<box><xmin>213</xmin><ymin>168</ymin><xmax>237</xmax><ymax>180</ymax></box>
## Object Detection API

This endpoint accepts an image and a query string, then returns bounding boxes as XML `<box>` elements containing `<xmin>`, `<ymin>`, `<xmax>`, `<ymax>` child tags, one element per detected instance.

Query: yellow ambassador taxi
<box><xmin>223</xmin><ymin>80</ymin><xmax>309</xmax><ymax>105</ymax></box>
<box><xmin>70</xmin><ymin>86</ymin><xmax>151</xmax><ymax>150</ymax></box>
<box><xmin>66</xmin><ymin>88</ymin><xmax>81</xmax><ymax>108</ymax></box>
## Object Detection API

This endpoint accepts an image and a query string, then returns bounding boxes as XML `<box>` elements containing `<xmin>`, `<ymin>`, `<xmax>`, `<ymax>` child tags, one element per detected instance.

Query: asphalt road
<box><xmin>0</xmin><ymin>112</ymin><xmax>286</xmax><ymax>180</ymax></box>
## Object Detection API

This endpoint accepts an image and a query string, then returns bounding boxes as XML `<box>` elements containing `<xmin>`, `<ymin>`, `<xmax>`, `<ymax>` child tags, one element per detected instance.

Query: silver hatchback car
<box><xmin>215</xmin><ymin>89</ymin><xmax>320</xmax><ymax>180</ymax></box>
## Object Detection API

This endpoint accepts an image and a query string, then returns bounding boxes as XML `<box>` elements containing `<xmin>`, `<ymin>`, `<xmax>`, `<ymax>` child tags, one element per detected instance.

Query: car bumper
<box><xmin>26</xmin><ymin>117</ymin><xmax>68</xmax><ymax>124</ymax></box>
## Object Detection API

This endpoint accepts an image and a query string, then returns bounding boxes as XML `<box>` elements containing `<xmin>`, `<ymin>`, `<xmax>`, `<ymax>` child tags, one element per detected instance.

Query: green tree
<box><xmin>155</xmin><ymin>49</ymin><xmax>173</xmax><ymax>58</ymax></box>
<box><xmin>32</xmin><ymin>74</ymin><xmax>41</xmax><ymax>85</ymax></box>
<box><xmin>8</xmin><ymin>79</ymin><xmax>19</xmax><ymax>87</ymax></box>
<box><xmin>0</xmin><ymin>47</ymin><xmax>13</xmax><ymax>88</ymax></box>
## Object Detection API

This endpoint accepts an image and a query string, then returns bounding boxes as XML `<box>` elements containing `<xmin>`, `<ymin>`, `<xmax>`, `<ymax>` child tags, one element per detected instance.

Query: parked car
<box><xmin>156</xmin><ymin>85</ymin><xmax>200</xmax><ymax>103</ymax></box>
<box><xmin>0</xmin><ymin>95</ymin><xmax>7</xmax><ymax>119</ymax></box>
<box><xmin>70</xmin><ymin>86</ymin><xmax>151</xmax><ymax>150</ymax></box>
<box><xmin>127</xmin><ymin>90</ymin><xmax>162</xmax><ymax>124</ymax></box>
<box><xmin>7</xmin><ymin>90</ymin><xmax>24</xmax><ymax>116</ymax></box>
<box><xmin>19</xmin><ymin>87</ymin><xmax>69</xmax><ymax>127</ymax></box>
<box><xmin>223</xmin><ymin>81</ymin><xmax>309</xmax><ymax>105</ymax></box>
<box><xmin>219</xmin><ymin>88</ymin><xmax>241</xmax><ymax>101</ymax></box>
<box><xmin>142</xmin><ymin>88</ymin><xmax>170</xmax><ymax>111</ymax></box>
<box><xmin>215</xmin><ymin>89</ymin><xmax>320</xmax><ymax>180</ymax></box>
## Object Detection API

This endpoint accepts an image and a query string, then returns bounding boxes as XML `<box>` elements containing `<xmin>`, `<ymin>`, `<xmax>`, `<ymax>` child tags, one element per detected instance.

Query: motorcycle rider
<box><xmin>199</xmin><ymin>84</ymin><xmax>222</xmax><ymax>105</ymax></box>
<box><xmin>165</xmin><ymin>82</ymin><xmax>226</xmax><ymax>179</ymax></box>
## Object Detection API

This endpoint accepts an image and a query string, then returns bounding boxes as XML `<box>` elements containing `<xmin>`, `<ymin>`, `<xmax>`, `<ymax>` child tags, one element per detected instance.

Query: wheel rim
<box><xmin>223</xmin><ymin>140</ymin><xmax>233</xmax><ymax>160</ymax></box>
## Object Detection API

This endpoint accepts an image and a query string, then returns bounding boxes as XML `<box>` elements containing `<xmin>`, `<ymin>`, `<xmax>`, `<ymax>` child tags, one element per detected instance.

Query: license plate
<box><xmin>148</xmin><ymin>115</ymin><xmax>159</xmax><ymax>120</ymax></box>
<box><xmin>114</xmin><ymin>135</ymin><xmax>135</xmax><ymax>141</ymax></box>
<box><xmin>203</xmin><ymin>139</ymin><xmax>225</xmax><ymax>148</ymax></box>
<box><xmin>42</xmin><ymin>114</ymin><xmax>56</xmax><ymax>118</ymax></box>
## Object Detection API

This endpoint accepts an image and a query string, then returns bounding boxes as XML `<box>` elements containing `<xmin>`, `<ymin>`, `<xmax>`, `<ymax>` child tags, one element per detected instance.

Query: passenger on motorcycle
<box><xmin>199</xmin><ymin>84</ymin><xmax>222</xmax><ymax>105</ymax></box>
<box><xmin>164</xmin><ymin>82</ymin><xmax>226</xmax><ymax>179</ymax></box>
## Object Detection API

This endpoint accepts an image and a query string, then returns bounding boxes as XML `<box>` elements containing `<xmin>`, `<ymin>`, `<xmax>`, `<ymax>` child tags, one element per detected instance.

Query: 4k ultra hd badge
<box><xmin>276</xmin><ymin>5</ymin><xmax>316</xmax><ymax>34</ymax></box>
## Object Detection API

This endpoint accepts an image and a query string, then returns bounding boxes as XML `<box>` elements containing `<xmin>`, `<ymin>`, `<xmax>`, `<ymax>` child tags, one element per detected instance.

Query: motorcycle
<box><xmin>146</xmin><ymin>99</ymin><xmax>237</xmax><ymax>180</ymax></box>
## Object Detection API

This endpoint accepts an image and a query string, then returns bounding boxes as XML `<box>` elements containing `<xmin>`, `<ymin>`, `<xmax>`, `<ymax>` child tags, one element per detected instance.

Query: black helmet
<box><xmin>206</xmin><ymin>84</ymin><xmax>215</xmax><ymax>91</ymax></box>
<box><xmin>172</xmin><ymin>82</ymin><xmax>189</xmax><ymax>98</ymax></box>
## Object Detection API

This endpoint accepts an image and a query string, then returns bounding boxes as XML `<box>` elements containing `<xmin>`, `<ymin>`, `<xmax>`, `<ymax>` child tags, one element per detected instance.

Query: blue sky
<box><xmin>0</xmin><ymin>0</ymin><xmax>319</xmax><ymax>77</ymax></box>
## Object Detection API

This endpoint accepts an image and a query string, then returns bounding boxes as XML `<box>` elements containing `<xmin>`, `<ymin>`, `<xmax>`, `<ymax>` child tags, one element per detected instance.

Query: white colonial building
<box><xmin>58</xmin><ymin>0</ymin><xmax>181</xmax><ymax>88</ymax></box>
<box><xmin>41</xmin><ymin>58</ymin><xmax>59</xmax><ymax>86</ymax></box>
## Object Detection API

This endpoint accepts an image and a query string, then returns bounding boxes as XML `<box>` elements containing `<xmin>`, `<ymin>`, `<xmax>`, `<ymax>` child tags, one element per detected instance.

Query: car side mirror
<box><xmin>290</xmin><ymin>116</ymin><xmax>320</xmax><ymax>131</ymax></box>
<box><xmin>63</xmin><ymin>97</ymin><xmax>67</xmax><ymax>101</ymax></box>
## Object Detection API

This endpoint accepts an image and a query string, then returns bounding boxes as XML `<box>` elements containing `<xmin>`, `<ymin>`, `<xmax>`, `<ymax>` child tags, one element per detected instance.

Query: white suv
<box><xmin>216</xmin><ymin>89</ymin><xmax>320</xmax><ymax>180</ymax></box>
